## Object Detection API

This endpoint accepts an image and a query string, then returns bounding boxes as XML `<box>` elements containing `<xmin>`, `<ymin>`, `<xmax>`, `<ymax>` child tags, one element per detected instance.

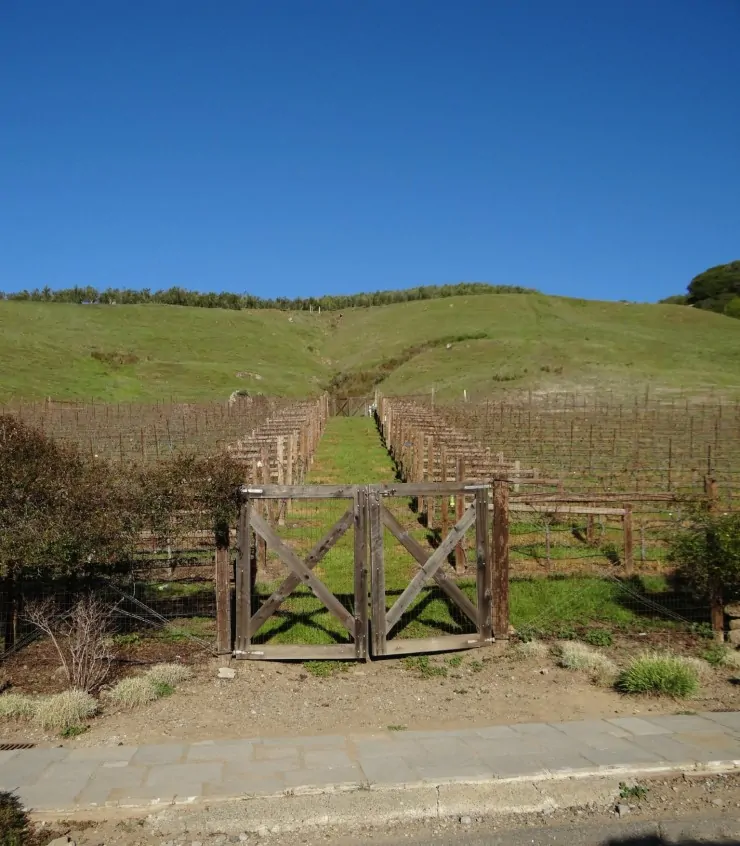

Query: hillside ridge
<box><xmin>0</xmin><ymin>293</ymin><xmax>738</xmax><ymax>402</ymax></box>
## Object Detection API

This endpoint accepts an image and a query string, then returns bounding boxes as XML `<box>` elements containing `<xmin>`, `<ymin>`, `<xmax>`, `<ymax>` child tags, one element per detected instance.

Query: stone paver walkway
<box><xmin>3</xmin><ymin>712</ymin><xmax>740</xmax><ymax>812</ymax></box>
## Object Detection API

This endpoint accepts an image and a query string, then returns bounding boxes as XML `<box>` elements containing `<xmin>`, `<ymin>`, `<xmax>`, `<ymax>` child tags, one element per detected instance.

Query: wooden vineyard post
<box><xmin>215</xmin><ymin>521</ymin><xmax>232</xmax><ymax>654</ymax></box>
<box><xmin>623</xmin><ymin>503</ymin><xmax>634</xmax><ymax>576</ymax></box>
<box><xmin>440</xmin><ymin>446</ymin><xmax>449</xmax><ymax>537</ymax></box>
<box><xmin>705</xmin><ymin>475</ymin><xmax>724</xmax><ymax>641</ymax></box>
<box><xmin>426</xmin><ymin>437</ymin><xmax>436</xmax><ymax>528</ymax></box>
<box><xmin>492</xmin><ymin>480</ymin><xmax>510</xmax><ymax>641</ymax></box>
<box><xmin>455</xmin><ymin>456</ymin><xmax>466</xmax><ymax>573</ymax></box>
<box><xmin>277</xmin><ymin>435</ymin><xmax>286</xmax><ymax>526</ymax></box>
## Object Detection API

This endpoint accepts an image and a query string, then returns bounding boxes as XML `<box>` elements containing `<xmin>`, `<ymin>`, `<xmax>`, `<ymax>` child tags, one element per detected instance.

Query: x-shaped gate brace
<box><xmin>234</xmin><ymin>482</ymin><xmax>493</xmax><ymax>660</ymax></box>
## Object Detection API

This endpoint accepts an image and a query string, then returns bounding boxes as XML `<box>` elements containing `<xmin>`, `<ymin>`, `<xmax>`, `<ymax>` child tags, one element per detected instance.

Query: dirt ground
<box><xmin>2</xmin><ymin>632</ymin><xmax>739</xmax><ymax>748</ymax></box>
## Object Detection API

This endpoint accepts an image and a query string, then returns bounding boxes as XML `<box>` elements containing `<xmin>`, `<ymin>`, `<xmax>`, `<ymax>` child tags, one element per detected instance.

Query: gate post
<box><xmin>354</xmin><ymin>487</ymin><xmax>369</xmax><ymax>661</ymax></box>
<box><xmin>369</xmin><ymin>490</ymin><xmax>387</xmax><ymax>656</ymax></box>
<box><xmin>215</xmin><ymin>520</ymin><xmax>232</xmax><ymax>654</ymax></box>
<box><xmin>475</xmin><ymin>487</ymin><xmax>493</xmax><ymax>643</ymax></box>
<box><xmin>235</xmin><ymin>497</ymin><xmax>252</xmax><ymax>654</ymax></box>
<box><xmin>492</xmin><ymin>480</ymin><xmax>510</xmax><ymax>640</ymax></box>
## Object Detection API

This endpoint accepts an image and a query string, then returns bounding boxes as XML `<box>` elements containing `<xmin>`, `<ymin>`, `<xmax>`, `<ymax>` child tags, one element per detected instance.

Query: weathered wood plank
<box><xmin>380</xmin><ymin>505</ymin><xmax>478</xmax><ymax>626</ymax></box>
<box><xmin>507</xmin><ymin>503</ymin><xmax>627</xmax><ymax>516</ymax></box>
<box><xmin>249</xmin><ymin>506</ymin><xmax>354</xmax><ymax>634</ymax></box>
<box><xmin>239</xmin><ymin>484</ymin><xmax>360</xmax><ymax>499</ymax></box>
<box><xmin>249</xmin><ymin>511</ymin><xmax>356</xmax><ymax>635</ymax></box>
<box><xmin>381</xmin><ymin>633</ymin><xmax>486</xmax><ymax>657</ymax></box>
<box><xmin>238</xmin><ymin>643</ymin><xmax>357</xmax><ymax>660</ymax></box>
<box><xmin>385</xmin><ymin>506</ymin><xmax>476</xmax><ymax>634</ymax></box>
<box><xmin>623</xmin><ymin>502</ymin><xmax>634</xmax><ymax>575</ymax></box>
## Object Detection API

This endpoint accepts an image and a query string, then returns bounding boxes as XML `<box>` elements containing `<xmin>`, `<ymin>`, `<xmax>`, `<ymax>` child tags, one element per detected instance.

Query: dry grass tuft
<box><xmin>719</xmin><ymin>648</ymin><xmax>740</xmax><ymax>671</ymax></box>
<box><xmin>0</xmin><ymin>693</ymin><xmax>36</xmax><ymax>720</ymax></box>
<box><xmin>107</xmin><ymin>676</ymin><xmax>160</xmax><ymax>709</ymax></box>
<box><xmin>33</xmin><ymin>689</ymin><xmax>97</xmax><ymax>731</ymax></box>
<box><xmin>512</xmin><ymin>640</ymin><xmax>551</xmax><ymax>661</ymax></box>
<box><xmin>556</xmin><ymin>641</ymin><xmax>618</xmax><ymax>686</ymax></box>
<box><xmin>145</xmin><ymin>663</ymin><xmax>193</xmax><ymax>686</ymax></box>
<box><xmin>676</xmin><ymin>655</ymin><xmax>714</xmax><ymax>682</ymax></box>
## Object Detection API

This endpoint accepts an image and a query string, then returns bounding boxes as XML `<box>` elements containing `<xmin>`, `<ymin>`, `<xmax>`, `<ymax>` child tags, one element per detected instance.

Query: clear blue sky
<box><xmin>1</xmin><ymin>1</ymin><xmax>738</xmax><ymax>303</ymax></box>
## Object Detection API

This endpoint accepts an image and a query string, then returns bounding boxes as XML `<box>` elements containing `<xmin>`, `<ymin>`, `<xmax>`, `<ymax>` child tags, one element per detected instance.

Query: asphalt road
<box><xmin>351</xmin><ymin>816</ymin><xmax>740</xmax><ymax>846</ymax></box>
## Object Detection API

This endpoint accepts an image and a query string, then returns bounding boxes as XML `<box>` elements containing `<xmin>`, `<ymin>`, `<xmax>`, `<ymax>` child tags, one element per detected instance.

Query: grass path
<box><xmin>304</xmin><ymin>416</ymin><xmax>397</xmax><ymax>485</ymax></box>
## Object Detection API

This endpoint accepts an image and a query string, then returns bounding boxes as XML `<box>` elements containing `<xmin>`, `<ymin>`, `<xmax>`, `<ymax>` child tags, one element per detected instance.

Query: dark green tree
<box><xmin>687</xmin><ymin>260</ymin><xmax>740</xmax><ymax>313</ymax></box>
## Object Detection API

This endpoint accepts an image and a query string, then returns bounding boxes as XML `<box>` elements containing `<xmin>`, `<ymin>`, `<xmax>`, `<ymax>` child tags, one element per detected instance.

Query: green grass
<box><xmin>2</xmin><ymin>293</ymin><xmax>740</xmax><ymax>401</ymax></box>
<box><xmin>617</xmin><ymin>652</ymin><xmax>700</xmax><ymax>697</ymax></box>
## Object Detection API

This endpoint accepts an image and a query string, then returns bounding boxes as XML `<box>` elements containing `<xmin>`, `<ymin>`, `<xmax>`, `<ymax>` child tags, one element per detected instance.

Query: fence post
<box><xmin>623</xmin><ymin>503</ymin><xmax>634</xmax><ymax>576</ymax></box>
<box><xmin>475</xmin><ymin>487</ymin><xmax>493</xmax><ymax>643</ymax></box>
<box><xmin>215</xmin><ymin>521</ymin><xmax>232</xmax><ymax>654</ymax></box>
<box><xmin>704</xmin><ymin>476</ymin><xmax>724</xmax><ymax>641</ymax></box>
<box><xmin>492</xmin><ymin>480</ymin><xmax>510</xmax><ymax>640</ymax></box>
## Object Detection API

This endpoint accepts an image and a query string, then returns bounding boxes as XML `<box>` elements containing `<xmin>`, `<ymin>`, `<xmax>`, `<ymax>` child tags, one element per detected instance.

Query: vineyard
<box><xmin>2</xmin><ymin>389</ymin><xmax>739</xmax><ymax>667</ymax></box>
<box><xmin>378</xmin><ymin>392</ymin><xmax>740</xmax><ymax>639</ymax></box>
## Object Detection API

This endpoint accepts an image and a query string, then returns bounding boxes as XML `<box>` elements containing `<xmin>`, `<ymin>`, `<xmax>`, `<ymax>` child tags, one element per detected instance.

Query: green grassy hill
<box><xmin>1</xmin><ymin>293</ymin><xmax>738</xmax><ymax>402</ymax></box>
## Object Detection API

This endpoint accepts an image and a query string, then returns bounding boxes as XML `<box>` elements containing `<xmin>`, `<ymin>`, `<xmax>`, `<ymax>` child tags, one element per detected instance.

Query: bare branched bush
<box><xmin>23</xmin><ymin>596</ymin><xmax>116</xmax><ymax>692</ymax></box>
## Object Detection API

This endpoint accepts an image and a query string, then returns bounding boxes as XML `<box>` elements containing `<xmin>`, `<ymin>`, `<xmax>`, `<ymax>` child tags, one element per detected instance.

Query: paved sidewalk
<box><xmin>3</xmin><ymin>712</ymin><xmax>740</xmax><ymax>812</ymax></box>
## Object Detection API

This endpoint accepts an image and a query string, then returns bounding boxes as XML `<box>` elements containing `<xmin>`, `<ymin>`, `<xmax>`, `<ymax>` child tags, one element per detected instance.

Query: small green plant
<box><xmin>387</xmin><ymin>724</ymin><xmax>407</xmax><ymax>732</ymax></box>
<box><xmin>304</xmin><ymin>661</ymin><xmax>348</xmax><ymax>678</ymax></box>
<box><xmin>151</xmin><ymin>681</ymin><xmax>174</xmax><ymax>698</ymax></box>
<box><xmin>469</xmin><ymin>660</ymin><xmax>483</xmax><ymax>673</ymax></box>
<box><xmin>554</xmin><ymin>626</ymin><xmax>578</xmax><ymax>641</ymax></box>
<box><xmin>619</xmin><ymin>781</ymin><xmax>648</xmax><ymax>801</ymax></box>
<box><xmin>617</xmin><ymin>652</ymin><xmax>699</xmax><ymax>698</ymax></box>
<box><xmin>446</xmin><ymin>655</ymin><xmax>463</xmax><ymax>668</ymax></box>
<box><xmin>402</xmin><ymin>655</ymin><xmax>447</xmax><ymax>678</ymax></box>
<box><xmin>583</xmin><ymin>629</ymin><xmax>613</xmax><ymax>648</ymax></box>
<box><xmin>112</xmin><ymin>632</ymin><xmax>142</xmax><ymax>646</ymax></box>
<box><xmin>701</xmin><ymin>643</ymin><xmax>740</xmax><ymax>670</ymax></box>
<box><xmin>60</xmin><ymin>723</ymin><xmax>88</xmax><ymax>738</ymax></box>
<box><xmin>33</xmin><ymin>689</ymin><xmax>98</xmax><ymax>732</ymax></box>
<box><xmin>689</xmin><ymin>622</ymin><xmax>715</xmax><ymax>640</ymax></box>
<box><xmin>0</xmin><ymin>791</ymin><xmax>30</xmax><ymax>846</ymax></box>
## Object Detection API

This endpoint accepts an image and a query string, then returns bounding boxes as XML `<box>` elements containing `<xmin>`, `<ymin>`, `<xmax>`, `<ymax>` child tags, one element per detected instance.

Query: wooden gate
<box><xmin>367</xmin><ymin>483</ymin><xmax>493</xmax><ymax>656</ymax></box>
<box><xmin>233</xmin><ymin>482</ymin><xmax>492</xmax><ymax>660</ymax></box>
<box><xmin>235</xmin><ymin>484</ymin><xmax>368</xmax><ymax>660</ymax></box>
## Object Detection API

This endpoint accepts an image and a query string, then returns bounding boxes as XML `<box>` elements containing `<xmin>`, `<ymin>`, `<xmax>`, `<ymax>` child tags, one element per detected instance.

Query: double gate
<box><xmin>233</xmin><ymin>482</ymin><xmax>494</xmax><ymax>660</ymax></box>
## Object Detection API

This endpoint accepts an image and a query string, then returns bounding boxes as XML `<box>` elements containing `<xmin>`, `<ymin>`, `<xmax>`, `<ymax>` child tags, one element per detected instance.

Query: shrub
<box><xmin>33</xmin><ymin>689</ymin><xmax>98</xmax><ymax>732</ymax></box>
<box><xmin>23</xmin><ymin>596</ymin><xmax>115</xmax><ymax>692</ymax></box>
<box><xmin>107</xmin><ymin>676</ymin><xmax>160</xmax><ymax>709</ymax></box>
<box><xmin>145</xmin><ymin>663</ymin><xmax>193</xmax><ymax>686</ymax></box>
<box><xmin>617</xmin><ymin>652</ymin><xmax>699</xmax><ymax>698</ymax></box>
<box><xmin>0</xmin><ymin>694</ymin><xmax>35</xmax><ymax>720</ymax></box>
<box><xmin>669</xmin><ymin>511</ymin><xmax>740</xmax><ymax>605</ymax></box>
<box><xmin>557</xmin><ymin>641</ymin><xmax>618</xmax><ymax>685</ymax></box>
<box><xmin>512</xmin><ymin>640</ymin><xmax>550</xmax><ymax>660</ymax></box>
<box><xmin>0</xmin><ymin>791</ymin><xmax>30</xmax><ymax>846</ymax></box>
